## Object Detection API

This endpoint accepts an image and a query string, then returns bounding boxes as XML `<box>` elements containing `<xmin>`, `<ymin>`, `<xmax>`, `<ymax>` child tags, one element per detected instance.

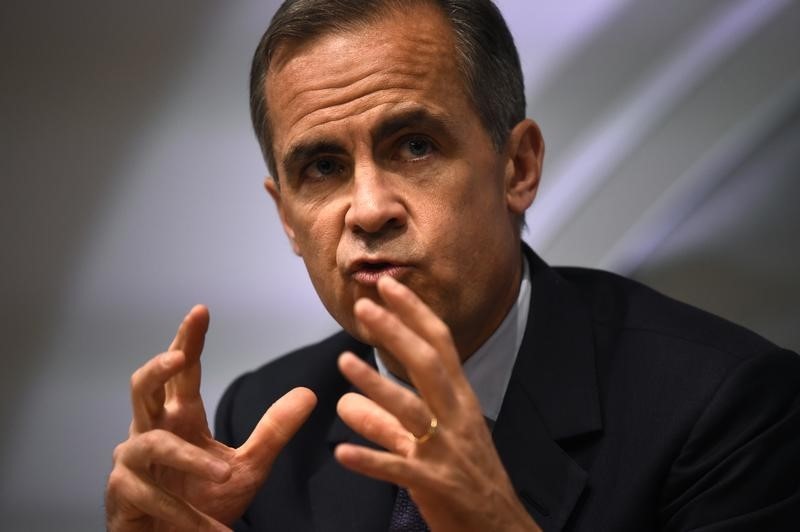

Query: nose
<box><xmin>344</xmin><ymin>162</ymin><xmax>407</xmax><ymax>235</ymax></box>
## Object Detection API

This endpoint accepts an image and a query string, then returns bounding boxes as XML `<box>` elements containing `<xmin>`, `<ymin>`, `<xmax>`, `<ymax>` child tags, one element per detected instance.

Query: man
<box><xmin>105</xmin><ymin>0</ymin><xmax>800</xmax><ymax>530</ymax></box>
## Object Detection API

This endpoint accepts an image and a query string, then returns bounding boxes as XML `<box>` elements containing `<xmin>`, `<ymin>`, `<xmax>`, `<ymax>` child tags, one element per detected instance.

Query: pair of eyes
<box><xmin>302</xmin><ymin>136</ymin><xmax>435</xmax><ymax>182</ymax></box>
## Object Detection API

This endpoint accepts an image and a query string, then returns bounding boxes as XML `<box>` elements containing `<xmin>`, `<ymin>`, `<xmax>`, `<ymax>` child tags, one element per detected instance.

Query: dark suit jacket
<box><xmin>215</xmin><ymin>248</ymin><xmax>800</xmax><ymax>531</ymax></box>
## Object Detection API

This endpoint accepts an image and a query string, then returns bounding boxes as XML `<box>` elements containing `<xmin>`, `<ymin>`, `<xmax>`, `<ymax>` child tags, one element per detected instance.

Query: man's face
<box><xmin>264</xmin><ymin>6</ymin><xmax>540</xmax><ymax>358</ymax></box>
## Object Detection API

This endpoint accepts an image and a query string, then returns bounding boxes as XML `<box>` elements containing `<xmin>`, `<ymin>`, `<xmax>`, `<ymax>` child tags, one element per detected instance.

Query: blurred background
<box><xmin>1</xmin><ymin>0</ymin><xmax>798</xmax><ymax>529</ymax></box>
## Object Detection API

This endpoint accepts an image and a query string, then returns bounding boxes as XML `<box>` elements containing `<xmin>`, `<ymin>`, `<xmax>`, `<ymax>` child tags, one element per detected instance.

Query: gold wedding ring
<box><xmin>409</xmin><ymin>416</ymin><xmax>439</xmax><ymax>444</ymax></box>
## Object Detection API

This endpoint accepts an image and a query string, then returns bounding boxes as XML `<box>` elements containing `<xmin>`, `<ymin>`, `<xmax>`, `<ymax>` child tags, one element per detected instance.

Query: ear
<box><xmin>265</xmin><ymin>177</ymin><xmax>302</xmax><ymax>256</ymax></box>
<box><xmin>504</xmin><ymin>119</ymin><xmax>544</xmax><ymax>216</ymax></box>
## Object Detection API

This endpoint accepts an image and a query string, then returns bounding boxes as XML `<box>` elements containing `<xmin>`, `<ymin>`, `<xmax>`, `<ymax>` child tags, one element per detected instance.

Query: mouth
<box><xmin>348</xmin><ymin>260</ymin><xmax>408</xmax><ymax>285</ymax></box>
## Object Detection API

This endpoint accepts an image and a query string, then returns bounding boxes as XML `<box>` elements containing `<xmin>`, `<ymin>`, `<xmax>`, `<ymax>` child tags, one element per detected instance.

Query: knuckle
<box><xmin>106</xmin><ymin>469</ymin><xmax>121</xmax><ymax>491</ymax></box>
<box><xmin>130</xmin><ymin>361</ymin><xmax>155</xmax><ymax>394</ymax></box>
<box><xmin>417</xmin><ymin>346</ymin><xmax>439</xmax><ymax>370</ymax></box>
<box><xmin>129</xmin><ymin>368</ymin><xmax>144</xmax><ymax>393</ymax></box>
<box><xmin>105</xmin><ymin>467</ymin><xmax>127</xmax><ymax>496</ymax></box>
<box><xmin>137</xmin><ymin>429</ymin><xmax>167</xmax><ymax>456</ymax></box>
<box><xmin>112</xmin><ymin>442</ymin><xmax>127</xmax><ymax>463</ymax></box>
<box><xmin>143</xmin><ymin>428</ymin><xmax>174</xmax><ymax>451</ymax></box>
<box><xmin>138</xmin><ymin>430</ymin><xmax>157</xmax><ymax>450</ymax></box>
<box><xmin>130</xmin><ymin>353</ymin><xmax>168</xmax><ymax>393</ymax></box>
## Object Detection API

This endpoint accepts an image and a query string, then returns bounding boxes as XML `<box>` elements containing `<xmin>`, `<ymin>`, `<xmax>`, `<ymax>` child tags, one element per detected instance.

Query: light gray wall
<box><xmin>1</xmin><ymin>0</ymin><xmax>797</xmax><ymax>529</ymax></box>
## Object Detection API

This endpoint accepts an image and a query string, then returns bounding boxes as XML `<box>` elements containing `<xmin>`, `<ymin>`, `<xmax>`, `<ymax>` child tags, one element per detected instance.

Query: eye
<box><xmin>397</xmin><ymin>136</ymin><xmax>435</xmax><ymax>161</ymax></box>
<box><xmin>303</xmin><ymin>157</ymin><xmax>343</xmax><ymax>182</ymax></box>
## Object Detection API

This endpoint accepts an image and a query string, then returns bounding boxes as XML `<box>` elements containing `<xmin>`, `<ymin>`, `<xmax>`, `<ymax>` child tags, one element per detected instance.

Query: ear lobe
<box><xmin>264</xmin><ymin>177</ymin><xmax>302</xmax><ymax>256</ymax></box>
<box><xmin>505</xmin><ymin>119</ymin><xmax>545</xmax><ymax>216</ymax></box>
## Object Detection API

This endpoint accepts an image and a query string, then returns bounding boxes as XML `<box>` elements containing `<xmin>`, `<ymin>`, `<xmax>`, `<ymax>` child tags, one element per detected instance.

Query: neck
<box><xmin>378</xmin><ymin>253</ymin><xmax>524</xmax><ymax>382</ymax></box>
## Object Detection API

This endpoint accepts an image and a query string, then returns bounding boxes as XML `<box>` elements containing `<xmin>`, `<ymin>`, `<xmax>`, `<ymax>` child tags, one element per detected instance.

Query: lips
<box><xmin>346</xmin><ymin>259</ymin><xmax>408</xmax><ymax>285</ymax></box>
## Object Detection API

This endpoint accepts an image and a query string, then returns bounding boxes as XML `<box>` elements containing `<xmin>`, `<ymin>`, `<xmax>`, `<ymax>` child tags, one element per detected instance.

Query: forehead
<box><xmin>264</xmin><ymin>5</ymin><xmax>470</xmax><ymax>162</ymax></box>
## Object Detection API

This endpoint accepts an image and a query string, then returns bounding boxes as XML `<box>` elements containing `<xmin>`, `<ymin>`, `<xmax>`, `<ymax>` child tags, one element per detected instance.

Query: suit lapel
<box><xmin>308</xmin><ymin>348</ymin><xmax>397</xmax><ymax>532</ymax></box>
<box><xmin>493</xmin><ymin>247</ymin><xmax>602</xmax><ymax>531</ymax></box>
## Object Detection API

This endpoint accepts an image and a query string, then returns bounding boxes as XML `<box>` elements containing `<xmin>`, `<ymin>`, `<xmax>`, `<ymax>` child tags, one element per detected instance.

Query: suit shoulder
<box><xmin>229</xmin><ymin>329</ymin><xmax>364</xmax><ymax>401</ymax></box>
<box><xmin>553</xmin><ymin>266</ymin><xmax>783</xmax><ymax>361</ymax></box>
<box><xmin>214</xmin><ymin>330</ymin><xmax>365</xmax><ymax>445</ymax></box>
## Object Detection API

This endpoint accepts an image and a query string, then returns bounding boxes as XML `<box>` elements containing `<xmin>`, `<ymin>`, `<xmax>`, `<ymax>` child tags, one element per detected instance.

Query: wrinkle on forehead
<box><xmin>267</xmin><ymin>6</ymin><xmax>464</xmax><ymax>151</ymax></box>
<box><xmin>288</xmin><ymin>85</ymin><xmax>431</xmax><ymax>137</ymax></box>
<box><xmin>289</xmin><ymin>97</ymin><xmax>416</xmax><ymax>143</ymax></box>
<box><xmin>285</xmin><ymin>62</ymin><xmax>434</xmax><ymax>114</ymax></box>
<box><xmin>278</xmin><ymin>52</ymin><xmax>452</xmax><ymax>128</ymax></box>
<box><xmin>283</xmin><ymin>38</ymin><xmax>440</xmax><ymax>103</ymax></box>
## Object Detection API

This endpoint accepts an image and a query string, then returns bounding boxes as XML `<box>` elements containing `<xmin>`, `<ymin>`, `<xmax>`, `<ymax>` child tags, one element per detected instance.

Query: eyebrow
<box><xmin>280</xmin><ymin>107</ymin><xmax>456</xmax><ymax>182</ymax></box>
<box><xmin>372</xmin><ymin>107</ymin><xmax>455</xmax><ymax>144</ymax></box>
<box><xmin>282</xmin><ymin>140</ymin><xmax>348</xmax><ymax>178</ymax></box>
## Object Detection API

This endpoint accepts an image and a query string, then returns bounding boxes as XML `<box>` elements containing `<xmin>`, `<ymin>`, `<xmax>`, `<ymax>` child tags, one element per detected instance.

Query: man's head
<box><xmin>252</xmin><ymin>0</ymin><xmax>544</xmax><ymax>362</ymax></box>
<box><xmin>250</xmin><ymin>0</ymin><xmax>526</xmax><ymax>182</ymax></box>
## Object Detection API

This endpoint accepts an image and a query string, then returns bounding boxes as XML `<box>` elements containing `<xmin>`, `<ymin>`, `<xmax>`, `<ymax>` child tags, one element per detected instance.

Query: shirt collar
<box><xmin>374</xmin><ymin>256</ymin><xmax>531</xmax><ymax>422</ymax></box>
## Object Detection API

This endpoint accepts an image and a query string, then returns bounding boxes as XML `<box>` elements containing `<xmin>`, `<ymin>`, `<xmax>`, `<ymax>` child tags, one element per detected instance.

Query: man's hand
<box><xmin>334</xmin><ymin>277</ymin><xmax>541</xmax><ymax>532</ymax></box>
<box><xmin>105</xmin><ymin>305</ymin><xmax>317</xmax><ymax>531</ymax></box>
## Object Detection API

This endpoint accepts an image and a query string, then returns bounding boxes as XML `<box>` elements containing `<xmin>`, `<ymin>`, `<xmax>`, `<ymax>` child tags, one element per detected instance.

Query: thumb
<box><xmin>238</xmin><ymin>387</ymin><xmax>317</xmax><ymax>467</ymax></box>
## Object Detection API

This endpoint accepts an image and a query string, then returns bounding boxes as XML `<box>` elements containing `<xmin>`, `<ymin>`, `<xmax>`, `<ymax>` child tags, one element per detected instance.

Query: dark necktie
<box><xmin>388</xmin><ymin>487</ymin><xmax>430</xmax><ymax>531</ymax></box>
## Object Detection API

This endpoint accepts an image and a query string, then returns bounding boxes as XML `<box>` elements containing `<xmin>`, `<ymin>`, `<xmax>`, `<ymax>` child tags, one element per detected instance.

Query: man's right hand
<box><xmin>105</xmin><ymin>305</ymin><xmax>317</xmax><ymax>531</ymax></box>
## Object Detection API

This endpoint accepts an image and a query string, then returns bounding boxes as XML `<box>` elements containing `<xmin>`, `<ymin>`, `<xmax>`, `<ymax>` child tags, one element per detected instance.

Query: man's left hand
<box><xmin>334</xmin><ymin>275</ymin><xmax>541</xmax><ymax>532</ymax></box>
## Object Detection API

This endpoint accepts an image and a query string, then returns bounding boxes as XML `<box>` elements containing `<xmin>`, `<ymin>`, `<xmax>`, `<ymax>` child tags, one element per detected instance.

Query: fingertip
<box><xmin>335</xmin><ymin>392</ymin><xmax>350</xmax><ymax>410</ymax></box>
<box><xmin>276</xmin><ymin>387</ymin><xmax>317</xmax><ymax>420</ymax></box>
<box><xmin>188</xmin><ymin>304</ymin><xmax>210</xmax><ymax>326</ymax></box>
<box><xmin>354</xmin><ymin>297</ymin><xmax>381</xmax><ymax>320</ymax></box>
<box><xmin>377</xmin><ymin>274</ymin><xmax>404</xmax><ymax>296</ymax></box>
<box><xmin>333</xmin><ymin>442</ymin><xmax>357</xmax><ymax>464</ymax></box>
<box><xmin>289</xmin><ymin>386</ymin><xmax>317</xmax><ymax>406</ymax></box>
<box><xmin>353</xmin><ymin>297</ymin><xmax>369</xmax><ymax>314</ymax></box>
<box><xmin>337</xmin><ymin>351</ymin><xmax>359</xmax><ymax>372</ymax></box>
<box><xmin>376</xmin><ymin>274</ymin><xmax>395</xmax><ymax>289</ymax></box>
<box><xmin>336</xmin><ymin>391</ymin><xmax>363</xmax><ymax>415</ymax></box>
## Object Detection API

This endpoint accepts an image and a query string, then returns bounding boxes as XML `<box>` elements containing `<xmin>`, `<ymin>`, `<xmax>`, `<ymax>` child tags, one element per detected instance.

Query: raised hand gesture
<box><xmin>335</xmin><ymin>277</ymin><xmax>541</xmax><ymax>532</ymax></box>
<box><xmin>105</xmin><ymin>305</ymin><xmax>316</xmax><ymax>531</ymax></box>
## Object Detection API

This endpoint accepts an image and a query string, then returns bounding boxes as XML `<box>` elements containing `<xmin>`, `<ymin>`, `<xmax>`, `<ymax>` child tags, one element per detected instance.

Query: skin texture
<box><xmin>265</xmin><ymin>4</ymin><xmax>543</xmax><ymax>378</ymax></box>
<box><xmin>266</xmin><ymin>5</ymin><xmax>544</xmax><ymax>530</ymax></box>
<box><xmin>105</xmin><ymin>306</ymin><xmax>316</xmax><ymax>530</ymax></box>
<box><xmin>336</xmin><ymin>276</ymin><xmax>541</xmax><ymax>531</ymax></box>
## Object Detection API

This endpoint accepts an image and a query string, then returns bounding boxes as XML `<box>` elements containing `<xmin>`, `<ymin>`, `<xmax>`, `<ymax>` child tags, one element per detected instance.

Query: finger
<box><xmin>377</xmin><ymin>276</ymin><xmax>463</xmax><ymax>376</ymax></box>
<box><xmin>338</xmin><ymin>352</ymin><xmax>432</xmax><ymax>438</ymax></box>
<box><xmin>106</xmin><ymin>467</ymin><xmax>230</xmax><ymax>532</ymax></box>
<box><xmin>116</xmin><ymin>430</ymin><xmax>231</xmax><ymax>483</ymax></box>
<box><xmin>335</xmin><ymin>443</ymin><xmax>425</xmax><ymax>489</ymax></box>
<box><xmin>130</xmin><ymin>350</ymin><xmax>187</xmax><ymax>433</ymax></box>
<box><xmin>353</xmin><ymin>298</ymin><xmax>457</xmax><ymax>415</ymax></box>
<box><xmin>166</xmin><ymin>305</ymin><xmax>210</xmax><ymax>402</ymax></box>
<box><xmin>239</xmin><ymin>387</ymin><xmax>317</xmax><ymax>466</ymax></box>
<box><xmin>336</xmin><ymin>392</ymin><xmax>415</xmax><ymax>455</ymax></box>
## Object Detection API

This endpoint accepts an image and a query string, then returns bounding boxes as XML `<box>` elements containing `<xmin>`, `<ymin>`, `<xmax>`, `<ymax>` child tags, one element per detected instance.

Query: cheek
<box><xmin>289</xmin><ymin>203</ymin><xmax>342</xmax><ymax>256</ymax></box>
<box><xmin>425</xmin><ymin>163</ymin><xmax>504</xmax><ymax>235</ymax></box>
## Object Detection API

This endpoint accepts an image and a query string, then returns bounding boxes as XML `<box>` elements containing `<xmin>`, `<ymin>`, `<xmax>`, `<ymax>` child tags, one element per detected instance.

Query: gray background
<box><xmin>1</xmin><ymin>0</ymin><xmax>798</xmax><ymax>529</ymax></box>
